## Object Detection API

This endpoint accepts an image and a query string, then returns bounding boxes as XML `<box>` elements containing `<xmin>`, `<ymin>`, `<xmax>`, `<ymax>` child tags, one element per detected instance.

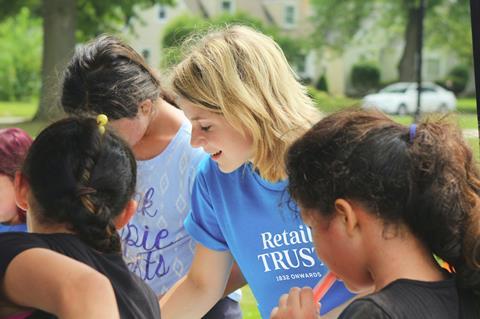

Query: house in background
<box><xmin>126</xmin><ymin>0</ymin><xmax>463</xmax><ymax>96</ymax></box>
<box><xmin>126</xmin><ymin>0</ymin><xmax>319</xmax><ymax>83</ymax></box>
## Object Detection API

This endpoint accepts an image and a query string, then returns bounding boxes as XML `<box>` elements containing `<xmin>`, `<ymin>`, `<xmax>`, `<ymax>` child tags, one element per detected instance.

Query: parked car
<box><xmin>361</xmin><ymin>82</ymin><xmax>457</xmax><ymax>115</ymax></box>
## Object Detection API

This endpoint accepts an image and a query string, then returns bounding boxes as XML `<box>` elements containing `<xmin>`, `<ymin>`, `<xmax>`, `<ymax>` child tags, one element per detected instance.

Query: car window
<box><xmin>381</xmin><ymin>86</ymin><xmax>408</xmax><ymax>93</ymax></box>
<box><xmin>420</xmin><ymin>86</ymin><xmax>436</xmax><ymax>93</ymax></box>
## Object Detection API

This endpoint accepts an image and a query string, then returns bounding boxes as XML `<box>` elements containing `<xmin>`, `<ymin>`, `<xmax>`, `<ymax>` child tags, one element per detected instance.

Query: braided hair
<box><xmin>22</xmin><ymin>117</ymin><xmax>136</xmax><ymax>253</ymax></box>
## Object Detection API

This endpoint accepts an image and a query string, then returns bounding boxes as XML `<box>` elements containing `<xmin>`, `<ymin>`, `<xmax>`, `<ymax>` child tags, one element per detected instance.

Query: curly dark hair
<box><xmin>22</xmin><ymin>117</ymin><xmax>136</xmax><ymax>253</ymax></box>
<box><xmin>286</xmin><ymin>108</ymin><xmax>480</xmax><ymax>295</ymax></box>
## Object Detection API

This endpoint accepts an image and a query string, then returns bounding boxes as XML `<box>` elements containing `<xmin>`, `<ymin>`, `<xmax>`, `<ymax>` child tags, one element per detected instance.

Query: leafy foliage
<box><xmin>425</xmin><ymin>0</ymin><xmax>472</xmax><ymax>65</ymax></box>
<box><xmin>0</xmin><ymin>0</ymin><xmax>175</xmax><ymax>40</ymax></box>
<box><xmin>160</xmin><ymin>12</ymin><xmax>308</xmax><ymax>69</ymax></box>
<box><xmin>350</xmin><ymin>62</ymin><xmax>381</xmax><ymax>94</ymax></box>
<box><xmin>0</xmin><ymin>7</ymin><xmax>42</xmax><ymax>100</ymax></box>
<box><xmin>0</xmin><ymin>0</ymin><xmax>174</xmax><ymax>105</ymax></box>
<box><xmin>445</xmin><ymin>65</ymin><xmax>470</xmax><ymax>95</ymax></box>
<box><xmin>315</xmin><ymin>74</ymin><xmax>329</xmax><ymax>92</ymax></box>
<box><xmin>310</xmin><ymin>0</ymin><xmax>472</xmax><ymax>63</ymax></box>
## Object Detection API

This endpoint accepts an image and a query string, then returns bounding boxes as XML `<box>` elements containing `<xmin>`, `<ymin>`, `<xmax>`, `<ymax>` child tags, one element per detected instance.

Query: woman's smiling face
<box><xmin>179</xmin><ymin>98</ymin><xmax>254</xmax><ymax>173</ymax></box>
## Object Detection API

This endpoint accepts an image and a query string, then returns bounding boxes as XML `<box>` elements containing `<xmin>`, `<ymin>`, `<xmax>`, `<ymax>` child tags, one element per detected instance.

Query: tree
<box><xmin>310</xmin><ymin>0</ymin><xmax>471</xmax><ymax>82</ymax></box>
<box><xmin>426</xmin><ymin>0</ymin><xmax>472</xmax><ymax>65</ymax></box>
<box><xmin>161</xmin><ymin>12</ymin><xmax>307</xmax><ymax>70</ymax></box>
<box><xmin>0</xmin><ymin>7</ymin><xmax>41</xmax><ymax>101</ymax></box>
<box><xmin>0</xmin><ymin>0</ymin><xmax>174</xmax><ymax>121</ymax></box>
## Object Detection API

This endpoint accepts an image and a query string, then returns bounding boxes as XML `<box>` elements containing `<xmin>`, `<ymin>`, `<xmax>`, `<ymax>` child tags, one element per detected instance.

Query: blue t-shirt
<box><xmin>185</xmin><ymin>158</ymin><xmax>355</xmax><ymax>318</ymax></box>
<box><xmin>0</xmin><ymin>223</ymin><xmax>27</xmax><ymax>233</ymax></box>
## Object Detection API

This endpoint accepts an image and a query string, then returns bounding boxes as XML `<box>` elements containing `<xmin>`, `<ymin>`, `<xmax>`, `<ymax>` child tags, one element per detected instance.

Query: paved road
<box><xmin>0</xmin><ymin>116</ymin><xmax>30</xmax><ymax>124</ymax></box>
<box><xmin>463</xmin><ymin>129</ymin><xmax>479</xmax><ymax>138</ymax></box>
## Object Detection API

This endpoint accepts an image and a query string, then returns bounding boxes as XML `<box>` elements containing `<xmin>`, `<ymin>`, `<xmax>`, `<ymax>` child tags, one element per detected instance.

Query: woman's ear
<box><xmin>334</xmin><ymin>199</ymin><xmax>359</xmax><ymax>237</ymax></box>
<box><xmin>114</xmin><ymin>199</ymin><xmax>138</xmax><ymax>229</ymax></box>
<box><xmin>14</xmin><ymin>171</ymin><xmax>29</xmax><ymax>211</ymax></box>
<box><xmin>139</xmin><ymin>99</ymin><xmax>153</xmax><ymax>116</ymax></box>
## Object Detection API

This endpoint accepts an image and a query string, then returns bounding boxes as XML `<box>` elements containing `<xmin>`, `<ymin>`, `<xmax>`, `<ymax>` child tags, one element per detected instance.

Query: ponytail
<box><xmin>22</xmin><ymin>117</ymin><xmax>136</xmax><ymax>253</ymax></box>
<box><xmin>408</xmin><ymin>120</ymin><xmax>480</xmax><ymax>295</ymax></box>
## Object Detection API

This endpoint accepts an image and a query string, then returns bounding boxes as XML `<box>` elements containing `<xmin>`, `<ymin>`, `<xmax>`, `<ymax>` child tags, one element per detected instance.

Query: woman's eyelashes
<box><xmin>200</xmin><ymin>125</ymin><xmax>212</xmax><ymax>132</ymax></box>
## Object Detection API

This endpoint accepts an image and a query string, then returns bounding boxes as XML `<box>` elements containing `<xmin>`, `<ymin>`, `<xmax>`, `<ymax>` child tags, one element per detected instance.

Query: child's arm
<box><xmin>160</xmin><ymin>243</ymin><xmax>233</xmax><ymax>319</ymax></box>
<box><xmin>270</xmin><ymin>287</ymin><xmax>319</xmax><ymax>319</ymax></box>
<box><xmin>222</xmin><ymin>261</ymin><xmax>246</xmax><ymax>297</ymax></box>
<box><xmin>1</xmin><ymin>248</ymin><xmax>120</xmax><ymax>319</ymax></box>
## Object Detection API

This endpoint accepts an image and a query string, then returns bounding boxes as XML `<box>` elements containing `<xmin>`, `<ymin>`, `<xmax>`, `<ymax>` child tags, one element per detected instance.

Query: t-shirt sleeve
<box><xmin>184</xmin><ymin>159</ymin><xmax>229</xmax><ymax>251</ymax></box>
<box><xmin>0</xmin><ymin>233</ymin><xmax>47</xmax><ymax>278</ymax></box>
<box><xmin>338</xmin><ymin>299</ymin><xmax>392</xmax><ymax>319</ymax></box>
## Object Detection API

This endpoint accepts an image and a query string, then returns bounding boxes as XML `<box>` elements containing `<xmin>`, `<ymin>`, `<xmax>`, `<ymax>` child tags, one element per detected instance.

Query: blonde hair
<box><xmin>172</xmin><ymin>25</ymin><xmax>320</xmax><ymax>182</ymax></box>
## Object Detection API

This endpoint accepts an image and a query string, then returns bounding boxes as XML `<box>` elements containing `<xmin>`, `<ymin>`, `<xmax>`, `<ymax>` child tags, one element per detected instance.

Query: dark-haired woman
<box><xmin>271</xmin><ymin>109</ymin><xmax>479</xmax><ymax>319</ymax></box>
<box><xmin>0</xmin><ymin>117</ymin><xmax>160</xmax><ymax>318</ymax></box>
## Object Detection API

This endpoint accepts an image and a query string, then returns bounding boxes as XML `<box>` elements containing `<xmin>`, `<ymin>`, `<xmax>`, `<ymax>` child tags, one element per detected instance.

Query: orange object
<box><xmin>313</xmin><ymin>271</ymin><xmax>337</xmax><ymax>303</ymax></box>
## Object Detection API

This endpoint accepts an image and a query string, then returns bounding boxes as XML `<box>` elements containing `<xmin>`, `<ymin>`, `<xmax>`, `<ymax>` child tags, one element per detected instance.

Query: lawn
<box><xmin>0</xmin><ymin>99</ymin><xmax>38</xmax><ymax>119</ymax></box>
<box><xmin>0</xmin><ymin>97</ymin><xmax>478</xmax><ymax>319</ymax></box>
<box><xmin>241</xmin><ymin>286</ymin><xmax>261</xmax><ymax>318</ymax></box>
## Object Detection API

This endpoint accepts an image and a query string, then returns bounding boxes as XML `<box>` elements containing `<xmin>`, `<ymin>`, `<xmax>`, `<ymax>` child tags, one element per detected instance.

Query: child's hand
<box><xmin>270</xmin><ymin>287</ymin><xmax>320</xmax><ymax>319</ymax></box>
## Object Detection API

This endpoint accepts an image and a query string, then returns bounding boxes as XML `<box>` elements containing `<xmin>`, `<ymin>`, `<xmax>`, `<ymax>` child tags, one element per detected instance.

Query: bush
<box><xmin>315</xmin><ymin>74</ymin><xmax>328</xmax><ymax>92</ymax></box>
<box><xmin>161</xmin><ymin>14</ymin><xmax>207</xmax><ymax>49</ymax></box>
<box><xmin>300</xmin><ymin>77</ymin><xmax>312</xmax><ymax>86</ymax></box>
<box><xmin>160</xmin><ymin>12</ymin><xmax>308</xmax><ymax>69</ymax></box>
<box><xmin>444</xmin><ymin>65</ymin><xmax>470</xmax><ymax>95</ymax></box>
<box><xmin>350</xmin><ymin>62</ymin><xmax>380</xmax><ymax>95</ymax></box>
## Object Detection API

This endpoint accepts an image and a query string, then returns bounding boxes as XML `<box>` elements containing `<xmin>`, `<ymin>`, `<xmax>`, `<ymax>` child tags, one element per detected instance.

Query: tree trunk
<box><xmin>35</xmin><ymin>0</ymin><xmax>76</xmax><ymax>121</ymax></box>
<box><xmin>398</xmin><ymin>6</ymin><xmax>419</xmax><ymax>82</ymax></box>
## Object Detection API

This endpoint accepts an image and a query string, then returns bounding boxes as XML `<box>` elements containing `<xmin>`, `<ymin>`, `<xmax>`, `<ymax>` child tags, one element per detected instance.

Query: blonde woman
<box><xmin>160</xmin><ymin>26</ymin><xmax>355</xmax><ymax>319</ymax></box>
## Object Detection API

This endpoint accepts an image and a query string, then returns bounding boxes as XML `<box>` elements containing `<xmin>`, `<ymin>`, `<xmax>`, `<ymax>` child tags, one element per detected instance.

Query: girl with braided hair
<box><xmin>0</xmin><ymin>117</ymin><xmax>160</xmax><ymax>318</ymax></box>
<box><xmin>271</xmin><ymin>109</ymin><xmax>479</xmax><ymax>318</ymax></box>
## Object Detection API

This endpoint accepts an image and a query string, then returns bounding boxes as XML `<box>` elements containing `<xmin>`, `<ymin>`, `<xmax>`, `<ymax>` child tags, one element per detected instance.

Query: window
<box><xmin>420</xmin><ymin>85</ymin><xmax>436</xmax><ymax>93</ymax></box>
<box><xmin>142</xmin><ymin>49</ymin><xmax>151</xmax><ymax>64</ymax></box>
<box><xmin>221</xmin><ymin>0</ymin><xmax>234</xmax><ymax>13</ymax></box>
<box><xmin>284</xmin><ymin>5</ymin><xmax>297</xmax><ymax>28</ymax></box>
<box><xmin>158</xmin><ymin>5</ymin><xmax>167</xmax><ymax>21</ymax></box>
<box><xmin>297</xmin><ymin>54</ymin><xmax>307</xmax><ymax>74</ymax></box>
<box><xmin>425</xmin><ymin>57</ymin><xmax>440</xmax><ymax>80</ymax></box>
<box><xmin>381</xmin><ymin>84</ymin><xmax>409</xmax><ymax>93</ymax></box>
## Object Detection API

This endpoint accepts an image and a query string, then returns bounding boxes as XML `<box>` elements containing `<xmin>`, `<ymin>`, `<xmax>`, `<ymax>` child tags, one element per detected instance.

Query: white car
<box><xmin>361</xmin><ymin>82</ymin><xmax>457</xmax><ymax>115</ymax></box>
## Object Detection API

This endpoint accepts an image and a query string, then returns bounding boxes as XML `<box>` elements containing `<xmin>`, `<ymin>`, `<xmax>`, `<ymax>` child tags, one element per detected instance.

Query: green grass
<box><xmin>457</xmin><ymin>98</ymin><xmax>477</xmax><ymax>113</ymax></box>
<box><xmin>467</xmin><ymin>138</ymin><xmax>480</xmax><ymax>159</ymax></box>
<box><xmin>457</xmin><ymin>113</ymin><xmax>479</xmax><ymax>129</ymax></box>
<box><xmin>0</xmin><ymin>99</ymin><xmax>52</xmax><ymax>137</ymax></box>
<box><xmin>0</xmin><ymin>120</ymin><xmax>50</xmax><ymax>137</ymax></box>
<box><xmin>390</xmin><ymin>113</ymin><xmax>479</xmax><ymax>130</ymax></box>
<box><xmin>308</xmin><ymin>87</ymin><xmax>360</xmax><ymax>113</ymax></box>
<box><xmin>0</xmin><ymin>99</ymin><xmax>38</xmax><ymax>118</ymax></box>
<box><xmin>240</xmin><ymin>286</ymin><xmax>261</xmax><ymax>318</ymax></box>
